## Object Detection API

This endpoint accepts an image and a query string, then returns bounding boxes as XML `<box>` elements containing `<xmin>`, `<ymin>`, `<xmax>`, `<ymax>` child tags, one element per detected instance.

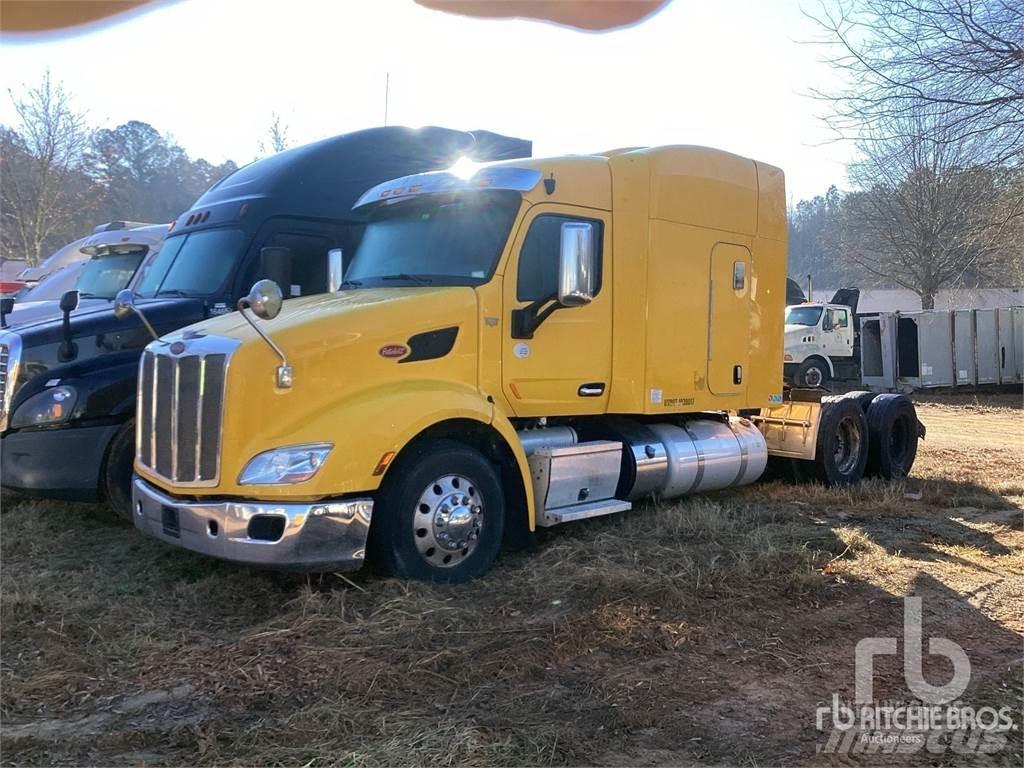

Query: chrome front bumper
<box><xmin>132</xmin><ymin>476</ymin><xmax>373</xmax><ymax>572</ymax></box>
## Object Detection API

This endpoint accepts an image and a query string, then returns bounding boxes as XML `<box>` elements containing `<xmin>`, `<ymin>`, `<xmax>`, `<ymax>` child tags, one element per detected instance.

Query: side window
<box><xmin>241</xmin><ymin>231</ymin><xmax>333</xmax><ymax>298</ymax></box>
<box><xmin>517</xmin><ymin>215</ymin><xmax>603</xmax><ymax>302</ymax></box>
<box><xmin>837</xmin><ymin>310</ymin><xmax>849</xmax><ymax>328</ymax></box>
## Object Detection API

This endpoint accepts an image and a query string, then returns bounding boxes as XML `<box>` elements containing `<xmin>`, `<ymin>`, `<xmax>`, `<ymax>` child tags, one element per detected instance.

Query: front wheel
<box><xmin>796</xmin><ymin>358</ymin><xmax>830</xmax><ymax>389</ymax></box>
<box><xmin>102</xmin><ymin>419</ymin><xmax>135</xmax><ymax>522</ymax></box>
<box><xmin>370</xmin><ymin>439</ymin><xmax>504</xmax><ymax>583</ymax></box>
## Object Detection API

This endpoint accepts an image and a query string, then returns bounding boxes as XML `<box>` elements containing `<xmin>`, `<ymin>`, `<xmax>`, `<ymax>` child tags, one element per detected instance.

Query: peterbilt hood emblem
<box><xmin>379</xmin><ymin>344</ymin><xmax>409</xmax><ymax>359</ymax></box>
<box><xmin>169</xmin><ymin>341</ymin><xmax>187</xmax><ymax>355</ymax></box>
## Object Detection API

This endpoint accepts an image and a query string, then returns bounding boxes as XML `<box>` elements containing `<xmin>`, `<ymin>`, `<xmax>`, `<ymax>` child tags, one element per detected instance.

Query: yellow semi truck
<box><xmin>126</xmin><ymin>146</ymin><xmax>921</xmax><ymax>582</ymax></box>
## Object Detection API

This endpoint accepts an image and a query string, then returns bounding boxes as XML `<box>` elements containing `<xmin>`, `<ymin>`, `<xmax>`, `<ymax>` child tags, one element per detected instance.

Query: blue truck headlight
<box><xmin>238</xmin><ymin>443</ymin><xmax>333</xmax><ymax>485</ymax></box>
<box><xmin>10</xmin><ymin>386</ymin><xmax>78</xmax><ymax>428</ymax></box>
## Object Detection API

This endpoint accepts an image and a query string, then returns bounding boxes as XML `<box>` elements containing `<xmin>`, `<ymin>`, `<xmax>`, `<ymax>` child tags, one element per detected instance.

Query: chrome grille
<box><xmin>0</xmin><ymin>344</ymin><xmax>8</xmax><ymax>413</ymax></box>
<box><xmin>138</xmin><ymin>336</ymin><xmax>235</xmax><ymax>486</ymax></box>
<box><xmin>0</xmin><ymin>332</ymin><xmax>23</xmax><ymax>432</ymax></box>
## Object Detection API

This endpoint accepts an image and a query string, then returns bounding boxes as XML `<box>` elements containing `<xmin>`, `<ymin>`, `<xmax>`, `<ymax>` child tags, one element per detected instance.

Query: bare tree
<box><xmin>256</xmin><ymin>112</ymin><xmax>290</xmax><ymax>158</ymax></box>
<box><xmin>838</xmin><ymin>106</ymin><xmax>1023</xmax><ymax>307</ymax></box>
<box><xmin>0</xmin><ymin>71</ymin><xmax>96</xmax><ymax>264</ymax></box>
<box><xmin>810</xmin><ymin>0</ymin><xmax>1024</xmax><ymax>166</ymax></box>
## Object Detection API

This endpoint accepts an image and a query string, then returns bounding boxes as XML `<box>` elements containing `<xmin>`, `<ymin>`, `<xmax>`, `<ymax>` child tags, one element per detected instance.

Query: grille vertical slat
<box><xmin>199</xmin><ymin>354</ymin><xmax>226</xmax><ymax>481</ymax></box>
<box><xmin>138</xmin><ymin>343</ymin><xmax>230</xmax><ymax>486</ymax></box>
<box><xmin>176</xmin><ymin>357</ymin><xmax>200</xmax><ymax>481</ymax></box>
<box><xmin>139</xmin><ymin>352</ymin><xmax>155</xmax><ymax>467</ymax></box>
<box><xmin>154</xmin><ymin>357</ymin><xmax>174</xmax><ymax>476</ymax></box>
<box><xmin>0</xmin><ymin>344</ymin><xmax>9</xmax><ymax>420</ymax></box>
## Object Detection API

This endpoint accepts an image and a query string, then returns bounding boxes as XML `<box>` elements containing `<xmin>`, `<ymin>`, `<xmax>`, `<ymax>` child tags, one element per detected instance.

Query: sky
<box><xmin>0</xmin><ymin>0</ymin><xmax>854</xmax><ymax>202</ymax></box>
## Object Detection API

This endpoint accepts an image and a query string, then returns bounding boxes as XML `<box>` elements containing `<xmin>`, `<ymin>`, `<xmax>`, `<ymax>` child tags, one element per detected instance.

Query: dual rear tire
<box><xmin>793</xmin><ymin>392</ymin><xmax>919</xmax><ymax>485</ymax></box>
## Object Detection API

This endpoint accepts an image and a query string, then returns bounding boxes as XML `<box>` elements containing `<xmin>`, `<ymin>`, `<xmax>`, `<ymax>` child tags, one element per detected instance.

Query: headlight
<box><xmin>238</xmin><ymin>443</ymin><xmax>333</xmax><ymax>485</ymax></box>
<box><xmin>10</xmin><ymin>386</ymin><xmax>78</xmax><ymax>429</ymax></box>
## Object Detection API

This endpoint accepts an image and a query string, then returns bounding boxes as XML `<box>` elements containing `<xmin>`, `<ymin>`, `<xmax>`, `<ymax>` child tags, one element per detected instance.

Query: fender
<box><xmin>7</xmin><ymin>350</ymin><xmax>141</xmax><ymax>430</ymax></box>
<box><xmin>142</xmin><ymin>379</ymin><xmax>537</xmax><ymax>527</ymax></box>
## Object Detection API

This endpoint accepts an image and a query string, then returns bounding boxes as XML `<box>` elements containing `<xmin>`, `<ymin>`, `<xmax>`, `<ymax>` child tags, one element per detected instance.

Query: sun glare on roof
<box><xmin>448</xmin><ymin>156</ymin><xmax>479</xmax><ymax>180</ymax></box>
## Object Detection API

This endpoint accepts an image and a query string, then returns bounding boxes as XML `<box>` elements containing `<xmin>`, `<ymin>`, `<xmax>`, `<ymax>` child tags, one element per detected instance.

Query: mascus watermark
<box><xmin>816</xmin><ymin>597</ymin><xmax>1017</xmax><ymax>756</ymax></box>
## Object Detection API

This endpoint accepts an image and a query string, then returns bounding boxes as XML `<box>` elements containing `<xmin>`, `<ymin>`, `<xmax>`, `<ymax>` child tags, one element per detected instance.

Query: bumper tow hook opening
<box><xmin>207</xmin><ymin>519</ymin><xmax>219</xmax><ymax>538</ymax></box>
<box><xmin>248</xmin><ymin>514</ymin><xmax>286</xmax><ymax>542</ymax></box>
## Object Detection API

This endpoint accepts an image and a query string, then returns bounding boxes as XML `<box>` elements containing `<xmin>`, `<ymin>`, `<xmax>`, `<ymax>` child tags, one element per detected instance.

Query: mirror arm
<box><xmin>129</xmin><ymin>305</ymin><xmax>162</xmax><ymax>342</ymax></box>
<box><xmin>58</xmin><ymin>307</ymin><xmax>77</xmax><ymax>362</ymax></box>
<box><xmin>511</xmin><ymin>296</ymin><xmax>561</xmax><ymax>339</ymax></box>
<box><xmin>238</xmin><ymin>298</ymin><xmax>293</xmax><ymax>388</ymax></box>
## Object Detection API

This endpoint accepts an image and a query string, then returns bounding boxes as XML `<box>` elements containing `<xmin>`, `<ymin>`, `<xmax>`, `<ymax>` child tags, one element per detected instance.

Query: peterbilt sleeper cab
<box><xmin>132</xmin><ymin>146</ymin><xmax>921</xmax><ymax>583</ymax></box>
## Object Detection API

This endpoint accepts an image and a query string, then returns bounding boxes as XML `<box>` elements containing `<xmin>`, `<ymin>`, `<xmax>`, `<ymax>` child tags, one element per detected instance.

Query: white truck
<box><xmin>783</xmin><ymin>288</ymin><xmax>861</xmax><ymax>388</ymax></box>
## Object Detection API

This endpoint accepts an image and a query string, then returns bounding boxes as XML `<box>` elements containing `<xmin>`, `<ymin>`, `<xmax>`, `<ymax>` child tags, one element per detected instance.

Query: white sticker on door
<box><xmin>513</xmin><ymin>343</ymin><xmax>530</xmax><ymax>359</ymax></box>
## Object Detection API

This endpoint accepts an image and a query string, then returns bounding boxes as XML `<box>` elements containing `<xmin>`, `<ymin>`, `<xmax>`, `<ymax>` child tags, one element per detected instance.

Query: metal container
<box><xmin>997</xmin><ymin>308</ymin><xmax>1020</xmax><ymax>385</ymax></box>
<box><xmin>516</xmin><ymin>426</ymin><xmax>578</xmax><ymax>456</ymax></box>
<box><xmin>1014</xmin><ymin>307</ymin><xmax>1024</xmax><ymax>383</ymax></box>
<box><xmin>896</xmin><ymin>311</ymin><xmax>955</xmax><ymax>389</ymax></box>
<box><xmin>953</xmin><ymin>310</ymin><xmax>976</xmax><ymax>386</ymax></box>
<box><xmin>860</xmin><ymin>312</ymin><xmax>898</xmax><ymax>390</ymax></box>
<box><xmin>529</xmin><ymin>441</ymin><xmax>622</xmax><ymax>511</ymax></box>
<box><xmin>646</xmin><ymin>417</ymin><xmax>767</xmax><ymax>497</ymax></box>
<box><xmin>975</xmin><ymin>309</ymin><xmax>1000</xmax><ymax>385</ymax></box>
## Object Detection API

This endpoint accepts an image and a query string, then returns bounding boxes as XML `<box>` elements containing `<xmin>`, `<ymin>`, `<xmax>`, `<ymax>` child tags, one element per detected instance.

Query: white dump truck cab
<box><xmin>783</xmin><ymin>303</ymin><xmax>856</xmax><ymax>387</ymax></box>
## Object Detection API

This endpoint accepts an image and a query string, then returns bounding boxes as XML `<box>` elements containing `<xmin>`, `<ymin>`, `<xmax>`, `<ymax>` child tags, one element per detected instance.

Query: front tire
<box><xmin>370</xmin><ymin>439</ymin><xmax>504</xmax><ymax>583</ymax></box>
<box><xmin>796</xmin><ymin>358</ymin><xmax>830</xmax><ymax>389</ymax></box>
<box><xmin>102</xmin><ymin>419</ymin><xmax>135</xmax><ymax>522</ymax></box>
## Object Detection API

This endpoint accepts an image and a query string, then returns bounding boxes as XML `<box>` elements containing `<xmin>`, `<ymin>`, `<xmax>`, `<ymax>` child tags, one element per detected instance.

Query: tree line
<box><xmin>0</xmin><ymin>72</ymin><xmax>243</xmax><ymax>266</ymax></box>
<box><xmin>796</xmin><ymin>0</ymin><xmax>1023</xmax><ymax>308</ymax></box>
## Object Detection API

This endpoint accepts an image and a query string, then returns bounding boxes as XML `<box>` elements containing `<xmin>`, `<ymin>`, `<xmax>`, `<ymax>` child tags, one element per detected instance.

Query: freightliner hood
<box><xmin>3</xmin><ymin>298</ymin><xmax>205</xmax><ymax>424</ymax></box>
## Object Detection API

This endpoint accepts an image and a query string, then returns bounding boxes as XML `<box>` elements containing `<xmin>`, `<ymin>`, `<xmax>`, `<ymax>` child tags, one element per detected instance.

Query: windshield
<box><xmin>136</xmin><ymin>228</ymin><xmax>245</xmax><ymax>297</ymax></box>
<box><xmin>345</xmin><ymin>191</ymin><xmax>521</xmax><ymax>288</ymax></box>
<box><xmin>785</xmin><ymin>306</ymin><xmax>823</xmax><ymax>327</ymax></box>
<box><xmin>74</xmin><ymin>248</ymin><xmax>147</xmax><ymax>299</ymax></box>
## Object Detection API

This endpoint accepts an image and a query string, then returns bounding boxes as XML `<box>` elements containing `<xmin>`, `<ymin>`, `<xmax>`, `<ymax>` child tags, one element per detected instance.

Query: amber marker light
<box><xmin>373</xmin><ymin>451</ymin><xmax>396</xmax><ymax>476</ymax></box>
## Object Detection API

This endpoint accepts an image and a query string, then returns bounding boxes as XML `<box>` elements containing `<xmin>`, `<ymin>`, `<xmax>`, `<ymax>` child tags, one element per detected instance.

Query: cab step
<box><xmin>538</xmin><ymin>498</ymin><xmax>632</xmax><ymax>527</ymax></box>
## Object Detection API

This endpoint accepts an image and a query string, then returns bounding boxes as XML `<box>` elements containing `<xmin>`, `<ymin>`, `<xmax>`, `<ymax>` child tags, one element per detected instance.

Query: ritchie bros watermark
<box><xmin>816</xmin><ymin>597</ymin><xmax>1018</xmax><ymax>757</ymax></box>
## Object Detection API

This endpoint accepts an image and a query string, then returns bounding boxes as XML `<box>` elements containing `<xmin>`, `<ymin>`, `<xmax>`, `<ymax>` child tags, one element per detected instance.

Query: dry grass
<box><xmin>2</xmin><ymin>393</ymin><xmax>1022</xmax><ymax>766</ymax></box>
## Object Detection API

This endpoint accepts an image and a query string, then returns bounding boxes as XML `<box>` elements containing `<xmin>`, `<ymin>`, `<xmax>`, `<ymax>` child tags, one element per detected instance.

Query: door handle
<box><xmin>578</xmin><ymin>382</ymin><xmax>605</xmax><ymax>397</ymax></box>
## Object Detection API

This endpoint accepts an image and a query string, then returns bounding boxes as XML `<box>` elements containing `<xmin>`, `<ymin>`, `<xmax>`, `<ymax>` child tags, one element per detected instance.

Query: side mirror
<box><xmin>113</xmin><ymin>288</ymin><xmax>135</xmax><ymax>320</ymax></box>
<box><xmin>327</xmin><ymin>248</ymin><xmax>344</xmax><ymax>292</ymax></box>
<box><xmin>59</xmin><ymin>289</ymin><xmax>80</xmax><ymax>313</ymax></box>
<box><xmin>0</xmin><ymin>297</ymin><xmax>14</xmax><ymax>328</ymax></box>
<box><xmin>240</xmin><ymin>279</ymin><xmax>283</xmax><ymax>320</ymax></box>
<box><xmin>113</xmin><ymin>289</ymin><xmax>160</xmax><ymax>341</ymax></box>
<box><xmin>557</xmin><ymin>222</ymin><xmax>596</xmax><ymax>307</ymax></box>
<box><xmin>822</xmin><ymin>312</ymin><xmax>833</xmax><ymax>332</ymax></box>
<box><xmin>238</xmin><ymin>280</ymin><xmax>290</xmax><ymax>387</ymax></box>
<box><xmin>259</xmin><ymin>246</ymin><xmax>293</xmax><ymax>293</ymax></box>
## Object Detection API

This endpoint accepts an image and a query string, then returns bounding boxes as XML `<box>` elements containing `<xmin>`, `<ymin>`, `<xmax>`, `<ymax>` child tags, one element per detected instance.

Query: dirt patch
<box><xmin>1</xmin><ymin>399</ymin><xmax>1021</xmax><ymax>766</ymax></box>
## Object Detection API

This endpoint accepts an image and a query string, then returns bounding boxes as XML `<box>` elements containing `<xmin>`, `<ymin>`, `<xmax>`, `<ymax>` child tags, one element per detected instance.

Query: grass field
<box><xmin>2</xmin><ymin>393</ymin><xmax>1022</xmax><ymax>766</ymax></box>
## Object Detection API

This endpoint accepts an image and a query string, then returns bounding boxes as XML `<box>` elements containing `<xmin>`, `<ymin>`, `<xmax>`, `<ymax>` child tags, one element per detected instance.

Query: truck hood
<box><xmin>149</xmin><ymin>287</ymin><xmax>481</xmax><ymax>496</ymax></box>
<box><xmin>2</xmin><ymin>297</ymin><xmax>206</xmax><ymax>420</ymax></box>
<box><xmin>4</xmin><ymin>297</ymin><xmax>112</xmax><ymax>328</ymax></box>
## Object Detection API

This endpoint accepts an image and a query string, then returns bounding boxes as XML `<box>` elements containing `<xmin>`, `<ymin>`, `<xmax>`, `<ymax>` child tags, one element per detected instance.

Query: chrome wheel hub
<box><xmin>413</xmin><ymin>474</ymin><xmax>483</xmax><ymax>568</ymax></box>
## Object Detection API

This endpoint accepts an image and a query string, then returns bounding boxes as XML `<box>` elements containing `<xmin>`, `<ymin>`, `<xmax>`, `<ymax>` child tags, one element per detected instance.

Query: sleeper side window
<box><xmin>516</xmin><ymin>215</ymin><xmax>603</xmax><ymax>302</ymax></box>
